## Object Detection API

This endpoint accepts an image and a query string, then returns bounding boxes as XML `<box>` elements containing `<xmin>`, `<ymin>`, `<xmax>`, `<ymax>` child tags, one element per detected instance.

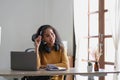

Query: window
<box><xmin>74</xmin><ymin>0</ymin><xmax>116</xmax><ymax>80</ymax></box>
<box><xmin>88</xmin><ymin>0</ymin><xmax>115</xmax><ymax>80</ymax></box>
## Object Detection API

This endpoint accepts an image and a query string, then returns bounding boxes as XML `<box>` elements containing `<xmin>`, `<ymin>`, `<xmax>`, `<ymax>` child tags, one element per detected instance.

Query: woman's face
<box><xmin>42</xmin><ymin>28</ymin><xmax>56</xmax><ymax>47</ymax></box>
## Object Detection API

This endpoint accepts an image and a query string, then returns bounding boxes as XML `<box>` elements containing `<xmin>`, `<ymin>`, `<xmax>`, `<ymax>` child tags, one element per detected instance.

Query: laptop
<box><xmin>10</xmin><ymin>51</ymin><xmax>38</xmax><ymax>71</ymax></box>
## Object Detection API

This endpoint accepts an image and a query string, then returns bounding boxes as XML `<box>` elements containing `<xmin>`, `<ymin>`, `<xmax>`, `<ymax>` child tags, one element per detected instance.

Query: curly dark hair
<box><xmin>32</xmin><ymin>24</ymin><xmax>64</xmax><ymax>53</ymax></box>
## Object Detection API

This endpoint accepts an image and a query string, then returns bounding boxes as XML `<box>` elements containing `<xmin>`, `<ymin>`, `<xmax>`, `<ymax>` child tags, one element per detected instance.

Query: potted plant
<box><xmin>87</xmin><ymin>62</ymin><xmax>93</xmax><ymax>72</ymax></box>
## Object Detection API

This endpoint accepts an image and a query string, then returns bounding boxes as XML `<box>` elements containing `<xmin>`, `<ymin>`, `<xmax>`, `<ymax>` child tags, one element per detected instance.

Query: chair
<box><xmin>25</xmin><ymin>48</ymin><xmax>35</xmax><ymax>52</ymax></box>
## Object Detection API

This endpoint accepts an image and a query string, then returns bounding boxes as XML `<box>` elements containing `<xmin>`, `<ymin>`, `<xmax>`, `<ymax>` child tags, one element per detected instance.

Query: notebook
<box><xmin>10</xmin><ymin>51</ymin><xmax>38</xmax><ymax>71</ymax></box>
<box><xmin>45</xmin><ymin>64</ymin><xmax>67</xmax><ymax>71</ymax></box>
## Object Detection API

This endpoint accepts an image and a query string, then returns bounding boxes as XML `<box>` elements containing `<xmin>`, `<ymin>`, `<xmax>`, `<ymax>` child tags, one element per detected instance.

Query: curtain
<box><xmin>112</xmin><ymin>0</ymin><xmax>120</xmax><ymax>80</ymax></box>
<box><xmin>74</xmin><ymin>0</ymin><xmax>89</xmax><ymax>80</ymax></box>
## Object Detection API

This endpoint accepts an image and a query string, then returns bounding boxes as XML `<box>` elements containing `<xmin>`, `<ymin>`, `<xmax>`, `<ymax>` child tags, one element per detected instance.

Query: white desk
<box><xmin>0</xmin><ymin>68</ymin><xmax>119</xmax><ymax>77</ymax></box>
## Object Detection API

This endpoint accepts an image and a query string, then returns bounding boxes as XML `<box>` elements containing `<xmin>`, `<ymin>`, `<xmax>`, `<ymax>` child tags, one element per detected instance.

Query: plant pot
<box><xmin>87</xmin><ymin>65</ymin><xmax>93</xmax><ymax>72</ymax></box>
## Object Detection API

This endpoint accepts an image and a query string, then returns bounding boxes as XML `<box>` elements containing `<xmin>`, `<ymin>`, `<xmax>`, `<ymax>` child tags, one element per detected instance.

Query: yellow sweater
<box><xmin>37</xmin><ymin>49</ymin><xmax>69</xmax><ymax>80</ymax></box>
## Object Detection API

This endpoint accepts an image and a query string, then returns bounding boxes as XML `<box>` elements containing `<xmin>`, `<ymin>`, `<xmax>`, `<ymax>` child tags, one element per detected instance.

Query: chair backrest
<box><xmin>25</xmin><ymin>48</ymin><xmax>35</xmax><ymax>52</ymax></box>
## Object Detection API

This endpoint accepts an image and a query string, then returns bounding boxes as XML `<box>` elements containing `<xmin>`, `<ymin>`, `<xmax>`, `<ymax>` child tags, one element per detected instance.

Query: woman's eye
<box><xmin>45</xmin><ymin>34</ymin><xmax>49</xmax><ymax>37</ymax></box>
<box><xmin>51</xmin><ymin>33</ymin><xmax>54</xmax><ymax>36</ymax></box>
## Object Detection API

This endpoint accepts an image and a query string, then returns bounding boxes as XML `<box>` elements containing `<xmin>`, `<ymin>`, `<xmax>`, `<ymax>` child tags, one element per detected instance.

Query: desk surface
<box><xmin>0</xmin><ymin>68</ymin><xmax>120</xmax><ymax>77</ymax></box>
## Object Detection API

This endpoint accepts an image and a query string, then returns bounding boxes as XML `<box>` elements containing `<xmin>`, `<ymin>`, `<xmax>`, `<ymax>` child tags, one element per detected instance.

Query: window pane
<box><xmin>105</xmin><ymin>38</ymin><xmax>115</xmax><ymax>62</ymax></box>
<box><xmin>89</xmin><ymin>38</ymin><xmax>98</xmax><ymax>60</ymax></box>
<box><xmin>90</xmin><ymin>14</ymin><xmax>98</xmax><ymax>35</ymax></box>
<box><xmin>90</xmin><ymin>0</ymin><xmax>98</xmax><ymax>12</ymax></box>
<box><xmin>105</xmin><ymin>0</ymin><xmax>115</xmax><ymax>35</ymax></box>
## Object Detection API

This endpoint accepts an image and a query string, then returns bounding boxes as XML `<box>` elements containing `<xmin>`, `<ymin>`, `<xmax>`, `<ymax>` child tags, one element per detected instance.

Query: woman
<box><xmin>33</xmin><ymin>25</ymin><xmax>69</xmax><ymax>80</ymax></box>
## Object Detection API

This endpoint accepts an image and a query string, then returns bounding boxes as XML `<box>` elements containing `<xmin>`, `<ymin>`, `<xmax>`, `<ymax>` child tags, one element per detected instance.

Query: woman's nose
<box><xmin>49</xmin><ymin>35</ymin><xmax>54</xmax><ymax>40</ymax></box>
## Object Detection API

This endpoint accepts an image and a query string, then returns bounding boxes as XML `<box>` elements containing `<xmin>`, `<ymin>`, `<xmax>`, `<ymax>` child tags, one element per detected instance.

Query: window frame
<box><xmin>87</xmin><ymin>0</ymin><xmax>114</xmax><ymax>80</ymax></box>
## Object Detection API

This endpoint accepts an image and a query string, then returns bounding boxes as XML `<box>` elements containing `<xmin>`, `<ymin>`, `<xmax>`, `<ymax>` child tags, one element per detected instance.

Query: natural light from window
<box><xmin>74</xmin><ymin>0</ymin><xmax>116</xmax><ymax>80</ymax></box>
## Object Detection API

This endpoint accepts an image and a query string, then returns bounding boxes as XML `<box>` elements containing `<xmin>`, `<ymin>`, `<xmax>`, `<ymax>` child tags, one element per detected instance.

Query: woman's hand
<box><xmin>35</xmin><ymin>36</ymin><xmax>42</xmax><ymax>69</ymax></box>
<box><xmin>40</xmin><ymin>65</ymin><xmax>47</xmax><ymax>69</ymax></box>
<box><xmin>35</xmin><ymin>36</ymin><xmax>42</xmax><ymax>49</ymax></box>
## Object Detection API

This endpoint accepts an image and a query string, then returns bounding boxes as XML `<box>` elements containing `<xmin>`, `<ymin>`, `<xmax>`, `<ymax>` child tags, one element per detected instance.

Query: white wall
<box><xmin>0</xmin><ymin>0</ymin><xmax>73</xmax><ymax>72</ymax></box>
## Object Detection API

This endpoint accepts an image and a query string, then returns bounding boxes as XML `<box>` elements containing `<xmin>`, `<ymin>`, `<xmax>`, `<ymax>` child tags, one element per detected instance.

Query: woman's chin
<box><xmin>48</xmin><ymin>43</ymin><xmax>54</xmax><ymax>47</ymax></box>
